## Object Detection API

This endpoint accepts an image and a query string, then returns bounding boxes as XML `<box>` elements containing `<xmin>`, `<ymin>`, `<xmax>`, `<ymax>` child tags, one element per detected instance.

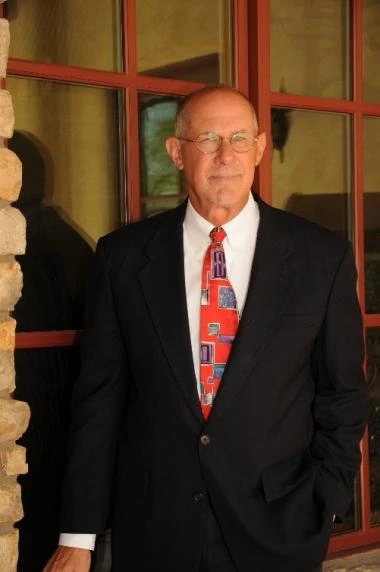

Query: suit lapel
<box><xmin>138</xmin><ymin>204</ymin><xmax>204</xmax><ymax>425</ymax></box>
<box><xmin>207</xmin><ymin>197</ymin><xmax>298</xmax><ymax>425</ymax></box>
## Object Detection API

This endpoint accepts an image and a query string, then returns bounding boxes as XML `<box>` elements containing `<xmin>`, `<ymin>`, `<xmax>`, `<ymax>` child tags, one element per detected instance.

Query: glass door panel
<box><xmin>5</xmin><ymin>0</ymin><xmax>123</xmax><ymax>71</ymax></box>
<box><xmin>367</xmin><ymin>328</ymin><xmax>380</xmax><ymax>526</ymax></box>
<box><xmin>363</xmin><ymin>117</ymin><xmax>380</xmax><ymax>314</ymax></box>
<box><xmin>139</xmin><ymin>93</ymin><xmax>186</xmax><ymax>218</ymax></box>
<box><xmin>137</xmin><ymin>0</ymin><xmax>233</xmax><ymax>84</ymax></box>
<box><xmin>272</xmin><ymin>109</ymin><xmax>352</xmax><ymax>240</ymax></box>
<box><xmin>7</xmin><ymin>77</ymin><xmax>123</xmax><ymax>331</ymax></box>
<box><xmin>363</xmin><ymin>0</ymin><xmax>380</xmax><ymax>103</ymax></box>
<box><xmin>270</xmin><ymin>0</ymin><xmax>351</xmax><ymax>99</ymax></box>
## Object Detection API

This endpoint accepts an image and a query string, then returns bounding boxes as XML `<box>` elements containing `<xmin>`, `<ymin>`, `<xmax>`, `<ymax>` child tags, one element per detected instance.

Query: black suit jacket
<box><xmin>61</xmin><ymin>194</ymin><xmax>368</xmax><ymax>572</ymax></box>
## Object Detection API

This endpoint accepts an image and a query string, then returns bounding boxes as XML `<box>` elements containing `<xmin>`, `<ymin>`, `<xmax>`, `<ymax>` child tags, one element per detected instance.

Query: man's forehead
<box><xmin>186</xmin><ymin>97</ymin><xmax>254</xmax><ymax>125</ymax></box>
<box><xmin>187</xmin><ymin>92</ymin><xmax>253</xmax><ymax>115</ymax></box>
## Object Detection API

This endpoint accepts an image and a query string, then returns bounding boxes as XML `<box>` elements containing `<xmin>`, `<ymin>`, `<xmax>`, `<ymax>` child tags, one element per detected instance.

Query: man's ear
<box><xmin>255</xmin><ymin>132</ymin><xmax>267</xmax><ymax>166</ymax></box>
<box><xmin>165</xmin><ymin>137</ymin><xmax>184</xmax><ymax>171</ymax></box>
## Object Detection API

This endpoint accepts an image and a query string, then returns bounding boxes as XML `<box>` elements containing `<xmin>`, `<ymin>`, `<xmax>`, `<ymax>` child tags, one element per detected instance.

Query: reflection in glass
<box><xmin>8</xmin><ymin>77</ymin><xmax>123</xmax><ymax>331</ymax></box>
<box><xmin>272</xmin><ymin>108</ymin><xmax>352</xmax><ymax>240</ymax></box>
<box><xmin>5</xmin><ymin>0</ymin><xmax>122</xmax><ymax>71</ymax></box>
<box><xmin>367</xmin><ymin>328</ymin><xmax>380</xmax><ymax>526</ymax></box>
<box><xmin>137</xmin><ymin>0</ymin><xmax>233</xmax><ymax>84</ymax></box>
<box><xmin>363</xmin><ymin>1</ymin><xmax>380</xmax><ymax>103</ymax></box>
<box><xmin>363</xmin><ymin>117</ymin><xmax>380</xmax><ymax>314</ymax></box>
<box><xmin>14</xmin><ymin>345</ymin><xmax>81</xmax><ymax>571</ymax></box>
<box><xmin>139</xmin><ymin>93</ymin><xmax>186</xmax><ymax>218</ymax></box>
<box><xmin>270</xmin><ymin>0</ymin><xmax>351</xmax><ymax>99</ymax></box>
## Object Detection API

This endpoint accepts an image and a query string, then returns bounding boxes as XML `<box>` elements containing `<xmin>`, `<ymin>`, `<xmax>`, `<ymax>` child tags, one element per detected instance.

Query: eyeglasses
<box><xmin>177</xmin><ymin>132</ymin><xmax>259</xmax><ymax>154</ymax></box>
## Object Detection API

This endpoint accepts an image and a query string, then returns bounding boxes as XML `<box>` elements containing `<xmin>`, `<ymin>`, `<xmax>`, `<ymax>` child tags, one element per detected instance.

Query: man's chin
<box><xmin>210</xmin><ymin>187</ymin><xmax>247</xmax><ymax>206</ymax></box>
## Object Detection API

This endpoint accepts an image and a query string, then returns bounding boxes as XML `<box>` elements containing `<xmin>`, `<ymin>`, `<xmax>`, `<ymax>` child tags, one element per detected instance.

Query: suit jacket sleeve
<box><xmin>60</xmin><ymin>237</ymin><xmax>128</xmax><ymax>532</ymax></box>
<box><xmin>311</xmin><ymin>242</ymin><xmax>369</xmax><ymax>520</ymax></box>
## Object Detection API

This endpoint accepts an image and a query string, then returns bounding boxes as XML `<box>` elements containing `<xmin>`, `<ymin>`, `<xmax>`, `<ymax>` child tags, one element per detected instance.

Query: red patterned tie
<box><xmin>200</xmin><ymin>227</ymin><xmax>239</xmax><ymax>419</ymax></box>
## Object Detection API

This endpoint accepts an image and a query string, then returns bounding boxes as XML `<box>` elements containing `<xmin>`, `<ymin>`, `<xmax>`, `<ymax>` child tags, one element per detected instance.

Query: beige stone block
<box><xmin>0</xmin><ymin>399</ymin><xmax>30</xmax><ymax>444</ymax></box>
<box><xmin>0</xmin><ymin>317</ymin><xmax>15</xmax><ymax>392</ymax></box>
<box><xmin>0</xmin><ymin>207</ymin><xmax>26</xmax><ymax>255</ymax></box>
<box><xmin>0</xmin><ymin>445</ymin><xmax>27</xmax><ymax>476</ymax></box>
<box><xmin>0</xmin><ymin>349</ymin><xmax>14</xmax><ymax>392</ymax></box>
<box><xmin>0</xmin><ymin>148</ymin><xmax>22</xmax><ymax>202</ymax></box>
<box><xmin>0</xmin><ymin>258</ymin><xmax>22</xmax><ymax>311</ymax></box>
<box><xmin>0</xmin><ymin>317</ymin><xmax>15</xmax><ymax>351</ymax></box>
<box><xmin>0</xmin><ymin>90</ymin><xmax>14</xmax><ymax>139</ymax></box>
<box><xmin>0</xmin><ymin>483</ymin><xmax>23</xmax><ymax>523</ymax></box>
<box><xmin>0</xmin><ymin>529</ymin><xmax>18</xmax><ymax>572</ymax></box>
<box><xmin>0</xmin><ymin>19</ymin><xmax>10</xmax><ymax>79</ymax></box>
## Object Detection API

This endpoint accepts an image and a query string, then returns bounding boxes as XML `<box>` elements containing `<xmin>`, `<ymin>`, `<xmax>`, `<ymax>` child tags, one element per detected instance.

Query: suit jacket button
<box><xmin>200</xmin><ymin>434</ymin><xmax>211</xmax><ymax>446</ymax></box>
<box><xmin>193</xmin><ymin>492</ymin><xmax>206</xmax><ymax>502</ymax></box>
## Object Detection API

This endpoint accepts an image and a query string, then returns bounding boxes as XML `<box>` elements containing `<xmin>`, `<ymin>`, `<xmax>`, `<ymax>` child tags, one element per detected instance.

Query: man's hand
<box><xmin>43</xmin><ymin>546</ymin><xmax>91</xmax><ymax>571</ymax></box>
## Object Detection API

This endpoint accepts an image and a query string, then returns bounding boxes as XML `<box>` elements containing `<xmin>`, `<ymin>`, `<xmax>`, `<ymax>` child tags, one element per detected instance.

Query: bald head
<box><xmin>175</xmin><ymin>86</ymin><xmax>258</xmax><ymax>138</ymax></box>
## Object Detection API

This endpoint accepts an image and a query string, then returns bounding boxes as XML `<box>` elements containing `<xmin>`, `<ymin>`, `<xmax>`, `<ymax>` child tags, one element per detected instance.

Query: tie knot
<box><xmin>209</xmin><ymin>226</ymin><xmax>226</xmax><ymax>246</ymax></box>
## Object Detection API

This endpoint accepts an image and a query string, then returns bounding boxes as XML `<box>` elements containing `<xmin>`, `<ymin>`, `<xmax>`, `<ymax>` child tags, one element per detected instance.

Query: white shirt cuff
<box><xmin>59</xmin><ymin>533</ymin><xmax>96</xmax><ymax>551</ymax></box>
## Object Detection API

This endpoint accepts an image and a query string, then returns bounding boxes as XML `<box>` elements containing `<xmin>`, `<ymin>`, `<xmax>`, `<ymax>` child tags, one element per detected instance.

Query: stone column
<box><xmin>0</xmin><ymin>8</ymin><xmax>31</xmax><ymax>572</ymax></box>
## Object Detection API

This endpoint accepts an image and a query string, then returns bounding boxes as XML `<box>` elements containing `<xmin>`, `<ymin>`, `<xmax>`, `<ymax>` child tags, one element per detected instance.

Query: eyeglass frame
<box><xmin>176</xmin><ymin>131</ymin><xmax>259</xmax><ymax>154</ymax></box>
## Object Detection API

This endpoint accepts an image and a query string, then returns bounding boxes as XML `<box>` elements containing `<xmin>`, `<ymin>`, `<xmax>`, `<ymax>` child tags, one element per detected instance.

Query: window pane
<box><xmin>272</xmin><ymin>109</ymin><xmax>352</xmax><ymax>240</ymax></box>
<box><xmin>6</xmin><ymin>0</ymin><xmax>123</xmax><ymax>71</ymax></box>
<box><xmin>14</xmin><ymin>345</ymin><xmax>80</xmax><ymax>570</ymax></box>
<box><xmin>367</xmin><ymin>327</ymin><xmax>380</xmax><ymax>526</ymax></box>
<box><xmin>137</xmin><ymin>0</ymin><xmax>233</xmax><ymax>83</ymax></box>
<box><xmin>7</xmin><ymin>77</ymin><xmax>123</xmax><ymax>331</ymax></box>
<box><xmin>363</xmin><ymin>117</ymin><xmax>380</xmax><ymax>314</ymax></box>
<box><xmin>363</xmin><ymin>1</ymin><xmax>380</xmax><ymax>103</ymax></box>
<box><xmin>270</xmin><ymin>0</ymin><xmax>351</xmax><ymax>99</ymax></box>
<box><xmin>139</xmin><ymin>93</ymin><xmax>186</xmax><ymax>218</ymax></box>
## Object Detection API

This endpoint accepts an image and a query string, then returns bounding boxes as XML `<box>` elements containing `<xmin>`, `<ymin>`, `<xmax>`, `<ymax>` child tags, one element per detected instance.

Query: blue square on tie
<box><xmin>208</xmin><ymin>323</ymin><xmax>220</xmax><ymax>336</ymax></box>
<box><xmin>219</xmin><ymin>287</ymin><xmax>237</xmax><ymax>309</ymax></box>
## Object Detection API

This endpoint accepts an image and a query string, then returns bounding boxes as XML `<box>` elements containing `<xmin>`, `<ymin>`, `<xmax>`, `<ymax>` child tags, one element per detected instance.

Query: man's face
<box><xmin>166</xmin><ymin>91</ymin><xmax>266</xmax><ymax>223</ymax></box>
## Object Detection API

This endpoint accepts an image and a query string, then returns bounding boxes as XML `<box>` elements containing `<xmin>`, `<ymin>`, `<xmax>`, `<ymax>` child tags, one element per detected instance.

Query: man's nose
<box><xmin>216</xmin><ymin>138</ymin><xmax>235</xmax><ymax>162</ymax></box>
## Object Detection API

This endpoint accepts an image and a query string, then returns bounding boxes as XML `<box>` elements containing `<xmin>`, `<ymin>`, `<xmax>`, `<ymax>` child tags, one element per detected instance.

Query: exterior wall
<box><xmin>0</xmin><ymin>6</ymin><xmax>30</xmax><ymax>571</ymax></box>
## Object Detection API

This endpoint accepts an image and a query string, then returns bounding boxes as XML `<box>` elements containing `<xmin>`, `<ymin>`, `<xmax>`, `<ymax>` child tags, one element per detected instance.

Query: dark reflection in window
<box><xmin>9</xmin><ymin>131</ymin><xmax>94</xmax><ymax>332</ymax></box>
<box><xmin>14</xmin><ymin>345</ymin><xmax>81</xmax><ymax>571</ymax></box>
<box><xmin>364</xmin><ymin>195</ymin><xmax>380</xmax><ymax>314</ymax></box>
<box><xmin>368</xmin><ymin>328</ymin><xmax>380</xmax><ymax>526</ymax></box>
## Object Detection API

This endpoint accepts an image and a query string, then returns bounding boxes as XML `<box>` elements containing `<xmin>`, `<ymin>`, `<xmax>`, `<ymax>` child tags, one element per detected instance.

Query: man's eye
<box><xmin>199</xmin><ymin>134</ymin><xmax>218</xmax><ymax>142</ymax></box>
<box><xmin>232</xmin><ymin>134</ymin><xmax>248</xmax><ymax>142</ymax></box>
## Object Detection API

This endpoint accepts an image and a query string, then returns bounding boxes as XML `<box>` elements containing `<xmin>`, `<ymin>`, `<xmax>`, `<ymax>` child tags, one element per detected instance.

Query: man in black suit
<box><xmin>44</xmin><ymin>86</ymin><xmax>368</xmax><ymax>572</ymax></box>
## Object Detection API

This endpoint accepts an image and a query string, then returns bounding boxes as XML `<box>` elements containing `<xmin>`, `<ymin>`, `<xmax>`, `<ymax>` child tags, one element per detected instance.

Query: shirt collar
<box><xmin>183</xmin><ymin>193</ymin><xmax>259</xmax><ymax>255</ymax></box>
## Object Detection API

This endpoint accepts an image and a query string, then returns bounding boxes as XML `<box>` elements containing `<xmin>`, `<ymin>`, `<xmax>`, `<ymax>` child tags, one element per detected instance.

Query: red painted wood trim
<box><xmin>248</xmin><ymin>0</ymin><xmax>272</xmax><ymax>203</ymax></box>
<box><xmin>329</xmin><ymin>525</ymin><xmax>380</xmax><ymax>555</ymax></box>
<box><xmin>235</xmin><ymin>0</ymin><xmax>249</xmax><ymax>95</ymax></box>
<box><xmin>270</xmin><ymin>91</ymin><xmax>380</xmax><ymax>115</ymax></box>
<box><xmin>7</xmin><ymin>58</ymin><xmax>129</xmax><ymax>88</ymax></box>
<box><xmin>15</xmin><ymin>330</ymin><xmax>80</xmax><ymax>349</ymax></box>
<box><xmin>124</xmin><ymin>0</ymin><xmax>140</xmax><ymax>222</ymax></box>
<box><xmin>364</xmin><ymin>315</ymin><xmax>380</xmax><ymax>328</ymax></box>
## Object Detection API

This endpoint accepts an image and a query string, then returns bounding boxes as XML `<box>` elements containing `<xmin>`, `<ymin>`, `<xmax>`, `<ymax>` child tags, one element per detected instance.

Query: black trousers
<box><xmin>199</xmin><ymin>502</ymin><xmax>323</xmax><ymax>572</ymax></box>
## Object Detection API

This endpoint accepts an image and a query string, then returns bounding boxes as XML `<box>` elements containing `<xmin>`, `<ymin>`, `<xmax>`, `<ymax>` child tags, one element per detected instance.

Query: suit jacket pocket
<box><xmin>261</xmin><ymin>450</ymin><xmax>319</xmax><ymax>502</ymax></box>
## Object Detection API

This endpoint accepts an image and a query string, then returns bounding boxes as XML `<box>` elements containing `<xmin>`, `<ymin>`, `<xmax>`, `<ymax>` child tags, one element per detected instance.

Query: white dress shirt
<box><xmin>59</xmin><ymin>193</ymin><xmax>260</xmax><ymax>551</ymax></box>
<box><xmin>183</xmin><ymin>194</ymin><xmax>259</xmax><ymax>392</ymax></box>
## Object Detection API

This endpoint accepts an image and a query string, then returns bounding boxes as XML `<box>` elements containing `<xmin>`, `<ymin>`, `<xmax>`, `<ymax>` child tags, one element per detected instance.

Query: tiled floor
<box><xmin>324</xmin><ymin>549</ymin><xmax>380</xmax><ymax>571</ymax></box>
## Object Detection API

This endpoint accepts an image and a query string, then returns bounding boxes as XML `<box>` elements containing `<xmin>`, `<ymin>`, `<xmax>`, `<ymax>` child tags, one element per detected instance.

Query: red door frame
<box><xmin>249</xmin><ymin>0</ymin><xmax>380</xmax><ymax>555</ymax></box>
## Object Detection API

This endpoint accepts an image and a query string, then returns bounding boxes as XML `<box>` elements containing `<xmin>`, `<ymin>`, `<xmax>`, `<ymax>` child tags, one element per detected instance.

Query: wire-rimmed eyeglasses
<box><xmin>177</xmin><ymin>131</ymin><xmax>259</xmax><ymax>154</ymax></box>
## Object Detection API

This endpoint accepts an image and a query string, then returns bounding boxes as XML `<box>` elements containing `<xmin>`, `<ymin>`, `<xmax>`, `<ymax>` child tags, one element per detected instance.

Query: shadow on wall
<box><xmin>8</xmin><ymin>131</ymin><xmax>94</xmax><ymax>572</ymax></box>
